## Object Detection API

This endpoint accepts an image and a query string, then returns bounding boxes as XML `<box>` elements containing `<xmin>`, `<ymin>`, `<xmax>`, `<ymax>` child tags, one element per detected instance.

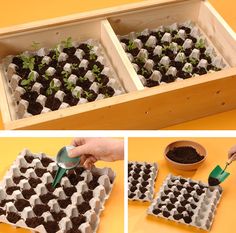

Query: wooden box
<box><xmin>0</xmin><ymin>0</ymin><xmax>235</xmax><ymax>129</ymax></box>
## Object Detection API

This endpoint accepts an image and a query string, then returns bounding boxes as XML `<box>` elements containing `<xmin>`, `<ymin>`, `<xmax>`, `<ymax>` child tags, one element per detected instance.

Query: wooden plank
<box><xmin>198</xmin><ymin>1</ymin><xmax>236</xmax><ymax>67</ymax></box>
<box><xmin>108</xmin><ymin>0</ymin><xmax>200</xmax><ymax>35</ymax></box>
<box><xmin>5</xmin><ymin>67</ymin><xmax>236</xmax><ymax>129</ymax></box>
<box><xmin>0</xmin><ymin>0</ymin><xmax>193</xmax><ymax>36</ymax></box>
<box><xmin>101</xmin><ymin>20</ymin><xmax>143</xmax><ymax>91</ymax></box>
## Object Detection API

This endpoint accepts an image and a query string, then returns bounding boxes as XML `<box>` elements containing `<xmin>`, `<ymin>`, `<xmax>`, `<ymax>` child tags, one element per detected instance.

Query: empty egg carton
<box><xmin>118</xmin><ymin>21</ymin><xmax>229</xmax><ymax>87</ymax></box>
<box><xmin>128</xmin><ymin>161</ymin><xmax>158</xmax><ymax>201</ymax></box>
<box><xmin>2</xmin><ymin>39</ymin><xmax>125</xmax><ymax>119</ymax></box>
<box><xmin>147</xmin><ymin>174</ymin><xmax>222</xmax><ymax>231</ymax></box>
<box><xmin>0</xmin><ymin>149</ymin><xmax>116</xmax><ymax>233</ymax></box>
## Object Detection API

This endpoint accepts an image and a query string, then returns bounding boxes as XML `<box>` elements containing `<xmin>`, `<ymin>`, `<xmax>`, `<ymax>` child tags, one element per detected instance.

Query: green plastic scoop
<box><xmin>208</xmin><ymin>153</ymin><xmax>235</xmax><ymax>186</ymax></box>
<box><xmin>52</xmin><ymin>146</ymin><xmax>80</xmax><ymax>188</ymax></box>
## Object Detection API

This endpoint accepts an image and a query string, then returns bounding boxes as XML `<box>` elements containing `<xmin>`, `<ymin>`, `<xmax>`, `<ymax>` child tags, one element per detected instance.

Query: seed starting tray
<box><xmin>128</xmin><ymin>161</ymin><xmax>158</xmax><ymax>202</ymax></box>
<box><xmin>147</xmin><ymin>174</ymin><xmax>222</xmax><ymax>231</ymax></box>
<box><xmin>0</xmin><ymin>149</ymin><xmax>116</xmax><ymax>233</ymax></box>
<box><xmin>118</xmin><ymin>21</ymin><xmax>228</xmax><ymax>88</ymax></box>
<box><xmin>3</xmin><ymin>39</ymin><xmax>124</xmax><ymax>119</ymax></box>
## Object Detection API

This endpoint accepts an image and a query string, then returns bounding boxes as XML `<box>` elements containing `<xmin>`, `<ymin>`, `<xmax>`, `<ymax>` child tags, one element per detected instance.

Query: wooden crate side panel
<box><xmin>0</xmin><ymin>20</ymin><xmax>102</xmax><ymax>58</ymax></box>
<box><xmin>108</xmin><ymin>0</ymin><xmax>200</xmax><ymax>35</ymax></box>
<box><xmin>7</xmin><ymin>68</ymin><xmax>236</xmax><ymax>130</ymax></box>
<box><xmin>101</xmin><ymin>20</ymin><xmax>143</xmax><ymax>92</ymax></box>
<box><xmin>198</xmin><ymin>1</ymin><xmax>236</xmax><ymax>67</ymax></box>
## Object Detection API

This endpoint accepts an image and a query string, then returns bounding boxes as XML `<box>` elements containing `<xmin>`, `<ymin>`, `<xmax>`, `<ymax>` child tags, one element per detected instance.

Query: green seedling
<box><xmin>87</xmin><ymin>44</ymin><xmax>94</xmax><ymax>51</ymax></box>
<box><xmin>71</xmin><ymin>63</ymin><xmax>79</xmax><ymax>70</ymax></box>
<box><xmin>189</xmin><ymin>57</ymin><xmax>198</xmax><ymax>66</ymax></box>
<box><xmin>78</xmin><ymin>76</ymin><xmax>88</xmax><ymax>82</ymax></box>
<box><xmin>92</xmin><ymin>65</ymin><xmax>101</xmax><ymax>76</ymax></box>
<box><xmin>184</xmin><ymin>64</ymin><xmax>193</xmax><ymax>73</ymax></box>
<box><xmin>84</xmin><ymin>90</ymin><xmax>94</xmax><ymax>99</ymax></box>
<box><xmin>89</xmin><ymin>53</ymin><xmax>97</xmax><ymax>61</ymax></box>
<box><xmin>195</xmin><ymin>38</ymin><xmax>205</xmax><ymax>49</ymax></box>
<box><xmin>61</xmin><ymin>70</ymin><xmax>70</xmax><ymax>79</ymax></box>
<box><xmin>46</xmin><ymin>80</ymin><xmax>59</xmax><ymax>95</ymax></box>
<box><xmin>61</xmin><ymin>37</ymin><xmax>73</xmax><ymax>48</ymax></box>
<box><xmin>52</xmin><ymin>46</ymin><xmax>60</xmax><ymax>61</ymax></box>
<box><xmin>20</xmin><ymin>55</ymin><xmax>35</xmax><ymax>71</ymax></box>
<box><xmin>127</xmin><ymin>41</ymin><xmax>136</xmax><ymax>51</ymax></box>
<box><xmin>64</xmin><ymin>79</ymin><xmax>75</xmax><ymax>91</ymax></box>
<box><xmin>20</xmin><ymin>71</ymin><xmax>35</xmax><ymax>89</ymax></box>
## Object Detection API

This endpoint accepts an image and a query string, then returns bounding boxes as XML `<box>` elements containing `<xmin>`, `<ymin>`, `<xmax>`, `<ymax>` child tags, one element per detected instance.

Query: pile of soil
<box><xmin>166</xmin><ymin>146</ymin><xmax>204</xmax><ymax>164</ymax></box>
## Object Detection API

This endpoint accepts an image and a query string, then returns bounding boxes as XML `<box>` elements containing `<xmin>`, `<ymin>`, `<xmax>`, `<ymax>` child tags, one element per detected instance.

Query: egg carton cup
<box><xmin>118</xmin><ymin>20</ymin><xmax>229</xmax><ymax>86</ymax></box>
<box><xmin>0</xmin><ymin>149</ymin><xmax>116</xmax><ymax>233</ymax></box>
<box><xmin>2</xmin><ymin>39</ymin><xmax>125</xmax><ymax>119</ymax></box>
<box><xmin>128</xmin><ymin>161</ymin><xmax>158</xmax><ymax>202</ymax></box>
<box><xmin>147</xmin><ymin>174</ymin><xmax>222</xmax><ymax>231</ymax></box>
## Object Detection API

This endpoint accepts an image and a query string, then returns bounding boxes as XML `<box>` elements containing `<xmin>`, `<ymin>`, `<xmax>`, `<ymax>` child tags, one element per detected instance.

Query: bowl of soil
<box><xmin>164</xmin><ymin>140</ymin><xmax>206</xmax><ymax>171</ymax></box>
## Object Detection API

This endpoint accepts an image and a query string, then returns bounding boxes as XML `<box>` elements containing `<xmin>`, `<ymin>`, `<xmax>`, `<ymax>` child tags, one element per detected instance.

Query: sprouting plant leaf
<box><xmin>61</xmin><ymin>70</ymin><xmax>70</xmax><ymax>79</ymax></box>
<box><xmin>178</xmin><ymin>45</ymin><xmax>184</xmax><ymax>52</ymax></box>
<box><xmin>92</xmin><ymin>65</ymin><xmax>101</xmax><ymax>75</ymax></box>
<box><xmin>127</xmin><ymin>40</ymin><xmax>136</xmax><ymax>51</ymax></box>
<box><xmin>21</xmin><ymin>79</ymin><xmax>30</xmax><ymax>86</ymax></box>
<box><xmin>43</xmin><ymin>74</ymin><xmax>49</xmax><ymax>80</ymax></box>
<box><xmin>28</xmin><ymin>72</ymin><xmax>35</xmax><ymax>82</ymax></box>
<box><xmin>84</xmin><ymin>90</ymin><xmax>93</xmax><ymax>98</ymax></box>
<box><xmin>178</xmin><ymin>53</ymin><xmax>185</xmax><ymax>63</ymax></box>
<box><xmin>21</xmin><ymin>55</ymin><xmax>35</xmax><ymax>71</ymax></box>
<box><xmin>61</xmin><ymin>37</ymin><xmax>73</xmax><ymax>49</ymax></box>
<box><xmin>189</xmin><ymin>57</ymin><xmax>198</xmax><ymax>66</ymax></box>
<box><xmin>87</xmin><ymin>44</ymin><xmax>93</xmax><ymax>51</ymax></box>
<box><xmin>141</xmin><ymin>68</ymin><xmax>149</xmax><ymax>76</ymax></box>
<box><xmin>20</xmin><ymin>71</ymin><xmax>34</xmax><ymax>88</ymax></box>
<box><xmin>135</xmin><ymin>56</ymin><xmax>146</xmax><ymax>64</ymax></box>
<box><xmin>71</xmin><ymin>63</ymin><xmax>79</xmax><ymax>70</ymax></box>
<box><xmin>52</xmin><ymin>47</ymin><xmax>60</xmax><ymax>61</ymax></box>
<box><xmin>31</xmin><ymin>41</ymin><xmax>40</xmax><ymax>50</ymax></box>
<box><xmin>46</xmin><ymin>80</ymin><xmax>59</xmax><ymax>95</ymax></box>
<box><xmin>184</xmin><ymin>64</ymin><xmax>193</xmax><ymax>73</ymax></box>
<box><xmin>195</xmin><ymin>38</ymin><xmax>205</xmax><ymax>49</ymax></box>
<box><xmin>89</xmin><ymin>53</ymin><xmax>97</xmax><ymax>61</ymax></box>
<box><xmin>78</xmin><ymin>76</ymin><xmax>88</xmax><ymax>82</ymax></box>
<box><xmin>38</xmin><ymin>62</ymin><xmax>46</xmax><ymax>70</ymax></box>
<box><xmin>76</xmin><ymin>92</ymin><xmax>81</xmax><ymax>99</ymax></box>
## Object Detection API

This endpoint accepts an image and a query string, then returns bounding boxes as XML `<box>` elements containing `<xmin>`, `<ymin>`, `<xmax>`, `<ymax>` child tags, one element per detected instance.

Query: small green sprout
<box><xmin>71</xmin><ymin>63</ymin><xmax>79</xmax><ymax>70</ymax></box>
<box><xmin>61</xmin><ymin>70</ymin><xmax>70</xmax><ymax>79</ymax></box>
<box><xmin>20</xmin><ymin>55</ymin><xmax>35</xmax><ymax>71</ymax></box>
<box><xmin>46</xmin><ymin>80</ymin><xmax>59</xmax><ymax>95</ymax></box>
<box><xmin>61</xmin><ymin>37</ymin><xmax>73</xmax><ymax>48</ymax></box>
<box><xmin>127</xmin><ymin>41</ymin><xmax>136</xmax><ymax>51</ymax></box>
<box><xmin>38</xmin><ymin>60</ymin><xmax>46</xmax><ymax>70</ymax></box>
<box><xmin>178</xmin><ymin>45</ymin><xmax>184</xmax><ymax>52</ymax></box>
<box><xmin>184</xmin><ymin>64</ymin><xmax>193</xmax><ymax>73</ymax></box>
<box><xmin>75</xmin><ymin>91</ymin><xmax>81</xmax><ymax>99</ymax></box>
<box><xmin>84</xmin><ymin>90</ymin><xmax>93</xmax><ymax>99</ymax></box>
<box><xmin>134</xmin><ymin>55</ymin><xmax>146</xmax><ymax>64</ymax></box>
<box><xmin>178</xmin><ymin>53</ymin><xmax>185</xmax><ymax>63</ymax></box>
<box><xmin>87</xmin><ymin>44</ymin><xmax>94</xmax><ymax>51</ymax></box>
<box><xmin>189</xmin><ymin>57</ymin><xmax>198</xmax><ymax>66</ymax></box>
<box><xmin>78</xmin><ymin>76</ymin><xmax>88</xmax><ymax>82</ymax></box>
<box><xmin>43</xmin><ymin>74</ymin><xmax>50</xmax><ymax>80</ymax></box>
<box><xmin>64</xmin><ymin>80</ymin><xmax>75</xmax><ymax>91</ymax></box>
<box><xmin>31</xmin><ymin>41</ymin><xmax>40</xmax><ymax>50</ymax></box>
<box><xmin>195</xmin><ymin>38</ymin><xmax>205</xmax><ymax>49</ymax></box>
<box><xmin>92</xmin><ymin>65</ymin><xmax>101</xmax><ymax>76</ymax></box>
<box><xmin>89</xmin><ymin>53</ymin><xmax>97</xmax><ymax>61</ymax></box>
<box><xmin>20</xmin><ymin>71</ymin><xmax>35</xmax><ymax>88</ymax></box>
<box><xmin>141</xmin><ymin>68</ymin><xmax>149</xmax><ymax>76</ymax></box>
<box><xmin>52</xmin><ymin>47</ymin><xmax>60</xmax><ymax>61</ymax></box>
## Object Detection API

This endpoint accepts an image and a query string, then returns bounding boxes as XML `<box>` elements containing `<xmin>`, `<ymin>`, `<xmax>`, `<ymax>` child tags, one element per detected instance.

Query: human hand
<box><xmin>228</xmin><ymin>145</ymin><xmax>236</xmax><ymax>163</ymax></box>
<box><xmin>68</xmin><ymin>138</ymin><xmax>124</xmax><ymax>169</ymax></box>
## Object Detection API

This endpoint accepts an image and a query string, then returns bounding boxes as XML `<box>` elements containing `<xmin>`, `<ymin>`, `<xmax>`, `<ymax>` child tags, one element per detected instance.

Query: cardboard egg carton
<box><xmin>128</xmin><ymin>161</ymin><xmax>158</xmax><ymax>202</ymax></box>
<box><xmin>0</xmin><ymin>149</ymin><xmax>116</xmax><ymax>233</ymax></box>
<box><xmin>3</xmin><ymin>39</ymin><xmax>125</xmax><ymax>119</ymax></box>
<box><xmin>147</xmin><ymin>174</ymin><xmax>222</xmax><ymax>231</ymax></box>
<box><xmin>118</xmin><ymin>21</ymin><xmax>229</xmax><ymax>87</ymax></box>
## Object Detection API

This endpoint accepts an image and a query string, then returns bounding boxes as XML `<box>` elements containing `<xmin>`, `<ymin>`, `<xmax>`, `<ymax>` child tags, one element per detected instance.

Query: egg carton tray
<box><xmin>147</xmin><ymin>174</ymin><xmax>222</xmax><ymax>231</ymax></box>
<box><xmin>118</xmin><ymin>21</ymin><xmax>229</xmax><ymax>87</ymax></box>
<box><xmin>2</xmin><ymin>39</ymin><xmax>125</xmax><ymax>119</ymax></box>
<box><xmin>128</xmin><ymin>161</ymin><xmax>158</xmax><ymax>202</ymax></box>
<box><xmin>0</xmin><ymin>149</ymin><xmax>116</xmax><ymax>233</ymax></box>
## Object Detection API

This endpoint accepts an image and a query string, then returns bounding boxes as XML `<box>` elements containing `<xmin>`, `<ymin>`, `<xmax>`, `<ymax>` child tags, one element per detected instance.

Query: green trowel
<box><xmin>208</xmin><ymin>153</ymin><xmax>236</xmax><ymax>186</ymax></box>
<box><xmin>52</xmin><ymin>146</ymin><xmax>80</xmax><ymax>188</ymax></box>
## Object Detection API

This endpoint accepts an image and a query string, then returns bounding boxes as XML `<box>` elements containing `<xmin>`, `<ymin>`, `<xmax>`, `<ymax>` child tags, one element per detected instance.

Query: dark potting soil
<box><xmin>24</xmin><ymin>155</ymin><xmax>34</xmax><ymax>163</ymax></box>
<box><xmin>166</xmin><ymin>146</ymin><xmax>204</xmax><ymax>164</ymax></box>
<box><xmin>66</xmin><ymin>229</ymin><xmax>82</xmax><ymax>233</ymax></box>
<box><xmin>58</xmin><ymin>198</ymin><xmax>72</xmax><ymax>209</ymax></box>
<box><xmin>139</xmin><ymin>187</ymin><xmax>147</xmax><ymax>193</ymax></box>
<box><xmin>7</xmin><ymin>212</ymin><xmax>21</xmax><ymax>223</ymax></box>
<box><xmin>77</xmin><ymin>202</ymin><xmax>91</xmax><ymax>214</ymax></box>
<box><xmin>131</xmin><ymin>180</ymin><xmax>139</xmax><ymax>186</ymax></box>
<box><xmin>174</xmin><ymin>213</ymin><xmax>183</xmax><ymax>220</ymax></box>
<box><xmin>13</xmin><ymin>175</ymin><xmax>25</xmax><ymax>184</ymax></box>
<box><xmin>64</xmin><ymin>186</ymin><xmax>77</xmax><ymax>197</ymax></box>
<box><xmin>75</xmin><ymin>166</ymin><xmax>85</xmax><ymax>175</ymax></box>
<box><xmin>26</xmin><ymin>217</ymin><xmax>44</xmax><ymax>228</ymax></box>
<box><xmin>6</xmin><ymin>186</ymin><xmax>20</xmax><ymax>195</ymax></box>
<box><xmin>208</xmin><ymin>177</ymin><xmax>220</xmax><ymax>186</ymax></box>
<box><xmin>0</xmin><ymin>199</ymin><xmax>14</xmax><ymax>207</ymax></box>
<box><xmin>29</xmin><ymin>177</ymin><xmax>42</xmax><ymax>188</ymax></box>
<box><xmin>82</xmin><ymin>190</ymin><xmax>94</xmax><ymax>202</ymax></box>
<box><xmin>139</xmin><ymin>194</ymin><xmax>146</xmax><ymax>199</ymax></box>
<box><xmin>0</xmin><ymin>208</ymin><xmax>6</xmax><ymax>216</ymax></box>
<box><xmin>22</xmin><ymin>188</ymin><xmax>36</xmax><ymax>199</ymax></box>
<box><xmin>33</xmin><ymin>204</ymin><xmax>50</xmax><ymax>216</ymax></box>
<box><xmin>130</xmin><ymin>186</ymin><xmax>137</xmax><ymax>192</ymax></box>
<box><xmin>183</xmin><ymin>216</ymin><xmax>192</xmax><ymax>224</ymax></box>
<box><xmin>15</xmin><ymin>199</ymin><xmax>30</xmax><ymax>211</ymax></box>
<box><xmin>68</xmin><ymin>174</ymin><xmax>84</xmax><ymax>186</ymax></box>
<box><xmin>128</xmin><ymin>193</ymin><xmax>136</xmax><ymax>199</ymax></box>
<box><xmin>71</xmin><ymin>215</ymin><xmax>86</xmax><ymax>228</ymax></box>
<box><xmin>40</xmin><ymin>193</ymin><xmax>56</xmax><ymax>204</ymax></box>
<box><xmin>163</xmin><ymin>211</ymin><xmax>171</xmax><ymax>218</ymax></box>
<box><xmin>141</xmin><ymin>181</ymin><xmax>149</xmax><ymax>187</ymax></box>
<box><xmin>63</xmin><ymin>92</ymin><xmax>79</xmax><ymax>106</ymax></box>
<box><xmin>27</xmin><ymin>101</ymin><xmax>43</xmax><ymax>115</ymax></box>
<box><xmin>20</xmin><ymin>167</ymin><xmax>30</xmax><ymax>173</ymax></box>
<box><xmin>51</xmin><ymin>211</ymin><xmax>66</xmax><ymax>222</ymax></box>
<box><xmin>43</xmin><ymin>221</ymin><xmax>59</xmax><ymax>233</ymax></box>
<box><xmin>35</xmin><ymin>168</ymin><xmax>47</xmax><ymax>177</ymax></box>
<box><xmin>21</xmin><ymin>91</ymin><xmax>38</xmax><ymax>102</ymax></box>
<box><xmin>41</xmin><ymin>157</ymin><xmax>54</xmax><ymax>167</ymax></box>
<box><xmin>45</xmin><ymin>95</ymin><xmax>61</xmax><ymax>111</ymax></box>
<box><xmin>152</xmin><ymin>208</ymin><xmax>161</xmax><ymax>215</ymax></box>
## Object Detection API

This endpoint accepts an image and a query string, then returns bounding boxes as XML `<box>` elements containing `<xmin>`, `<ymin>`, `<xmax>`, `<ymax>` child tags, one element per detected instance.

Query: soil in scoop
<box><xmin>208</xmin><ymin>177</ymin><xmax>220</xmax><ymax>186</ymax></box>
<box><xmin>26</xmin><ymin>217</ymin><xmax>44</xmax><ymax>228</ymax></box>
<box><xmin>166</xmin><ymin>146</ymin><xmax>204</xmax><ymax>164</ymax></box>
<box><xmin>7</xmin><ymin>212</ymin><xmax>21</xmax><ymax>223</ymax></box>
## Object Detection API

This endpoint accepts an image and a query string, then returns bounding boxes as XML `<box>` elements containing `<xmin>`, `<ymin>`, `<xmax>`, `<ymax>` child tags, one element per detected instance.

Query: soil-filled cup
<box><xmin>164</xmin><ymin>140</ymin><xmax>207</xmax><ymax>171</ymax></box>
